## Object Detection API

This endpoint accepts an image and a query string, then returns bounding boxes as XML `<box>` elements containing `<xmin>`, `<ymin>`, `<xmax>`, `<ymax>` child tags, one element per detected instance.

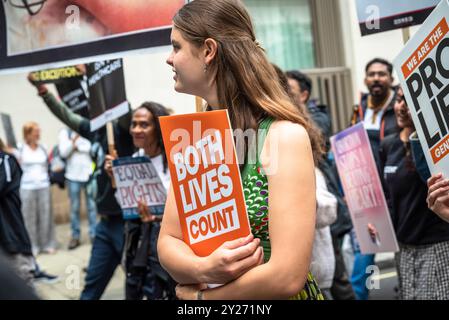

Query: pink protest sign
<box><xmin>331</xmin><ymin>123</ymin><xmax>398</xmax><ymax>254</ymax></box>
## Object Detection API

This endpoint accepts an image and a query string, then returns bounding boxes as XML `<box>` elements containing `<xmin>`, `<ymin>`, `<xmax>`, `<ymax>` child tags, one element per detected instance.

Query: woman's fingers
<box><xmin>427</xmin><ymin>178</ymin><xmax>449</xmax><ymax>195</ymax></box>
<box><xmin>229</xmin><ymin>246</ymin><xmax>264</xmax><ymax>278</ymax></box>
<box><xmin>226</xmin><ymin>238</ymin><xmax>260</xmax><ymax>262</ymax></box>
<box><xmin>427</xmin><ymin>179</ymin><xmax>449</xmax><ymax>201</ymax></box>
<box><xmin>222</xmin><ymin>234</ymin><xmax>254</xmax><ymax>250</ymax></box>
<box><xmin>428</xmin><ymin>186</ymin><xmax>449</xmax><ymax>208</ymax></box>
<box><xmin>427</xmin><ymin>173</ymin><xmax>443</xmax><ymax>188</ymax></box>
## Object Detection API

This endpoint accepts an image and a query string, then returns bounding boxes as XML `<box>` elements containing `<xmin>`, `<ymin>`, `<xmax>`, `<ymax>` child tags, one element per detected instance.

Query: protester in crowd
<box><xmin>13</xmin><ymin>122</ymin><xmax>56</xmax><ymax>256</ymax></box>
<box><xmin>351</xmin><ymin>58</ymin><xmax>399</xmax><ymax>166</ymax></box>
<box><xmin>27</xmin><ymin>73</ymin><xmax>134</xmax><ymax>300</ymax></box>
<box><xmin>348</xmin><ymin>58</ymin><xmax>399</xmax><ymax>300</ymax></box>
<box><xmin>58</xmin><ymin>127</ymin><xmax>97</xmax><ymax>250</ymax></box>
<box><xmin>286</xmin><ymin>70</ymin><xmax>331</xmax><ymax>142</ymax></box>
<box><xmin>104</xmin><ymin>102</ymin><xmax>176</xmax><ymax>300</ymax></box>
<box><xmin>380</xmin><ymin>86</ymin><xmax>449</xmax><ymax>299</ymax></box>
<box><xmin>158</xmin><ymin>0</ymin><xmax>323</xmax><ymax>300</ymax></box>
<box><xmin>0</xmin><ymin>138</ymin><xmax>58</xmax><ymax>287</ymax></box>
<box><xmin>0</xmin><ymin>137</ymin><xmax>35</xmax><ymax>286</ymax></box>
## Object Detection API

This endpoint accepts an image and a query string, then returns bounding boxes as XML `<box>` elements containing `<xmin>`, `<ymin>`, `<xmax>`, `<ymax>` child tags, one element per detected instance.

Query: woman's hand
<box><xmin>137</xmin><ymin>200</ymin><xmax>162</xmax><ymax>223</ymax></box>
<box><xmin>104</xmin><ymin>154</ymin><xmax>116</xmax><ymax>179</ymax></box>
<box><xmin>176</xmin><ymin>283</ymin><xmax>208</xmax><ymax>300</ymax></box>
<box><xmin>27</xmin><ymin>73</ymin><xmax>48</xmax><ymax>95</ymax></box>
<box><xmin>427</xmin><ymin>173</ymin><xmax>449</xmax><ymax>222</ymax></box>
<box><xmin>198</xmin><ymin>234</ymin><xmax>264</xmax><ymax>284</ymax></box>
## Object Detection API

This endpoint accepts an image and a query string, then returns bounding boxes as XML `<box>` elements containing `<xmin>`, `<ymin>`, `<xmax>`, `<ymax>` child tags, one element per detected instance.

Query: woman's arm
<box><xmin>158</xmin><ymin>187</ymin><xmax>263</xmax><ymax>285</ymax></box>
<box><xmin>178</xmin><ymin>121</ymin><xmax>317</xmax><ymax>299</ymax></box>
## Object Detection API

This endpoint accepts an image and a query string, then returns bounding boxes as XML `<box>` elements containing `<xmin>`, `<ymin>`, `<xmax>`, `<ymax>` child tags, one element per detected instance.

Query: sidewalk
<box><xmin>33</xmin><ymin>220</ymin><xmax>125</xmax><ymax>300</ymax></box>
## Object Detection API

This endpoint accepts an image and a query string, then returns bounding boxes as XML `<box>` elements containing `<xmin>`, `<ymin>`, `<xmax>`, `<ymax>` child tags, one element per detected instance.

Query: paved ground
<box><xmin>33</xmin><ymin>220</ymin><xmax>125</xmax><ymax>300</ymax></box>
<box><xmin>32</xmin><ymin>220</ymin><xmax>398</xmax><ymax>300</ymax></box>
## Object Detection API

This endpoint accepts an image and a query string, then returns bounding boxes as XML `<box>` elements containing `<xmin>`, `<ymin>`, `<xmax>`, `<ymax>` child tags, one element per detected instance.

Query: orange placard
<box><xmin>160</xmin><ymin>110</ymin><xmax>250</xmax><ymax>257</ymax></box>
<box><xmin>401</xmin><ymin>18</ymin><xmax>449</xmax><ymax>79</ymax></box>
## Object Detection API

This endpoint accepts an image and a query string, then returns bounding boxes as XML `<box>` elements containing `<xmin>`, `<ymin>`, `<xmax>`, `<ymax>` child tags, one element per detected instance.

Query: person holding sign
<box><xmin>380</xmin><ymin>87</ymin><xmax>449</xmax><ymax>300</ymax></box>
<box><xmin>104</xmin><ymin>102</ymin><xmax>176</xmax><ymax>300</ymax></box>
<box><xmin>158</xmin><ymin>0</ymin><xmax>322</xmax><ymax>300</ymax></box>
<box><xmin>27</xmin><ymin>73</ymin><xmax>135</xmax><ymax>300</ymax></box>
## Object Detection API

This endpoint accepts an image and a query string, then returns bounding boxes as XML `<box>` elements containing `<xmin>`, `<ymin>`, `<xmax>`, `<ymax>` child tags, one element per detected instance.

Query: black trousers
<box><xmin>124</xmin><ymin>220</ymin><xmax>176</xmax><ymax>300</ymax></box>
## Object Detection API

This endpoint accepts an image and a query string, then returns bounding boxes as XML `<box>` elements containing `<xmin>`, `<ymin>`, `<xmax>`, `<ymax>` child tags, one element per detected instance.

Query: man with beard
<box><xmin>349</xmin><ymin>58</ymin><xmax>398</xmax><ymax>300</ymax></box>
<box><xmin>352</xmin><ymin>58</ymin><xmax>399</xmax><ymax>167</ymax></box>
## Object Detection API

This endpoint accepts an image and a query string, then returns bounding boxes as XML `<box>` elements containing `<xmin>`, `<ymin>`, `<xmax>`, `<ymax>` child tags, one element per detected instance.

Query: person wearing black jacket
<box><xmin>0</xmin><ymin>139</ymin><xmax>35</xmax><ymax>286</ymax></box>
<box><xmin>351</xmin><ymin>58</ymin><xmax>399</xmax><ymax>169</ymax></box>
<box><xmin>380</xmin><ymin>87</ymin><xmax>449</xmax><ymax>300</ymax></box>
<box><xmin>104</xmin><ymin>102</ymin><xmax>176</xmax><ymax>300</ymax></box>
<box><xmin>28</xmin><ymin>74</ymin><xmax>134</xmax><ymax>300</ymax></box>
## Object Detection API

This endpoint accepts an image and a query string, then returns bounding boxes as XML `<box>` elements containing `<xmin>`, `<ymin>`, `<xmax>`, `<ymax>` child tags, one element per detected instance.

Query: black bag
<box><xmin>48</xmin><ymin>145</ymin><xmax>66</xmax><ymax>189</ymax></box>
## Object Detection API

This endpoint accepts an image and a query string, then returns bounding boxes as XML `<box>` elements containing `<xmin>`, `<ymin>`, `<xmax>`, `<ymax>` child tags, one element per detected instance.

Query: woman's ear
<box><xmin>203</xmin><ymin>38</ymin><xmax>218</xmax><ymax>65</ymax></box>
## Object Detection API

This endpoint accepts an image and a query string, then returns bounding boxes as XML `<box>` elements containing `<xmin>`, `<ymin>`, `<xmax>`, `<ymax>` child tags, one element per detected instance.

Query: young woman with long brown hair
<box><xmin>158</xmin><ymin>0</ymin><xmax>323</xmax><ymax>300</ymax></box>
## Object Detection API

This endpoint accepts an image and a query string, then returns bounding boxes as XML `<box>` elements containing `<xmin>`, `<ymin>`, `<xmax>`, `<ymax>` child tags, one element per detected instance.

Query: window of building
<box><xmin>244</xmin><ymin>0</ymin><xmax>316</xmax><ymax>71</ymax></box>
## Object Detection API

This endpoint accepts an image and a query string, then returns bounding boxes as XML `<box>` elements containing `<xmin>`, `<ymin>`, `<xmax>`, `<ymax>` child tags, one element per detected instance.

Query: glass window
<box><xmin>244</xmin><ymin>0</ymin><xmax>316</xmax><ymax>70</ymax></box>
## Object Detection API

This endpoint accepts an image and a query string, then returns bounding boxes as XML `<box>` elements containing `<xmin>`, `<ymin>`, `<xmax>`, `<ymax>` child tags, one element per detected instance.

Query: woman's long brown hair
<box><xmin>173</xmin><ymin>0</ymin><xmax>324</xmax><ymax>163</ymax></box>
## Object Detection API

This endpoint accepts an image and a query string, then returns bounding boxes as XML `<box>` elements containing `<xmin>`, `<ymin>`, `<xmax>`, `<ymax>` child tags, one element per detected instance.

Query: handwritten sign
<box><xmin>331</xmin><ymin>123</ymin><xmax>398</xmax><ymax>253</ymax></box>
<box><xmin>112</xmin><ymin>156</ymin><xmax>166</xmax><ymax>220</ymax></box>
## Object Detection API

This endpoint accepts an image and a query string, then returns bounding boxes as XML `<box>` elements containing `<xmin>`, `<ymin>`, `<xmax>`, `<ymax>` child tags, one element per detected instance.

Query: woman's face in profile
<box><xmin>394</xmin><ymin>87</ymin><xmax>413</xmax><ymax>129</ymax></box>
<box><xmin>166</xmin><ymin>27</ymin><xmax>208</xmax><ymax>96</ymax></box>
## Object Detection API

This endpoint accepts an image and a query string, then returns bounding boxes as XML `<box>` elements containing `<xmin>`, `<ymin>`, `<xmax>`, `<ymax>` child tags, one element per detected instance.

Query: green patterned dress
<box><xmin>240</xmin><ymin>117</ymin><xmax>324</xmax><ymax>300</ymax></box>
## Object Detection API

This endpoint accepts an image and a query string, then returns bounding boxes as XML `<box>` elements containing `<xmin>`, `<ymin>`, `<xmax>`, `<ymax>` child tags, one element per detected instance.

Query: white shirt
<box><xmin>134</xmin><ymin>149</ymin><xmax>171</xmax><ymax>190</ymax></box>
<box><xmin>58</xmin><ymin>128</ymin><xmax>93</xmax><ymax>182</ymax></box>
<box><xmin>17</xmin><ymin>144</ymin><xmax>50</xmax><ymax>190</ymax></box>
<box><xmin>363</xmin><ymin>89</ymin><xmax>394</xmax><ymax>131</ymax></box>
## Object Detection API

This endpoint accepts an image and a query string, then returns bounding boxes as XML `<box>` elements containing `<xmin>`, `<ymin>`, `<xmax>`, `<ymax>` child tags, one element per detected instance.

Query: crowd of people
<box><xmin>1</xmin><ymin>0</ymin><xmax>449</xmax><ymax>300</ymax></box>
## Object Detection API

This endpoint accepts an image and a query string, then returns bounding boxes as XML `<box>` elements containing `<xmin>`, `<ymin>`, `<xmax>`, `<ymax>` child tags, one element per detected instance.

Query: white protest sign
<box><xmin>393</xmin><ymin>0</ymin><xmax>449</xmax><ymax>176</ymax></box>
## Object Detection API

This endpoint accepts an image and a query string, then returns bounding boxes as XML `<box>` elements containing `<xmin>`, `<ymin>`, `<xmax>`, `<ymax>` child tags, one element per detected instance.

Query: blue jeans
<box><xmin>80</xmin><ymin>216</ymin><xmax>124</xmax><ymax>300</ymax></box>
<box><xmin>350</xmin><ymin>229</ymin><xmax>375</xmax><ymax>300</ymax></box>
<box><xmin>68</xmin><ymin>179</ymin><xmax>97</xmax><ymax>239</ymax></box>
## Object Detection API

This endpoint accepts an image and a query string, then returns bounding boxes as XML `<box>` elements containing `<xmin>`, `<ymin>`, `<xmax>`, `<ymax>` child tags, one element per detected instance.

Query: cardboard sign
<box><xmin>112</xmin><ymin>156</ymin><xmax>167</xmax><ymax>220</ymax></box>
<box><xmin>30</xmin><ymin>66</ymin><xmax>83</xmax><ymax>84</ymax></box>
<box><xmin>357</xmin><ymin>0</ymin><xmax>439</xmax><ymax>36</ymax></box>
<box><xmin>331</xmin><ymin>123</ymin><xmax>399</xmax><ymax>254</ymax></box>
<box><xmin>160</xmin><ymin>110</ymin><xmax>250</xmax><ymax>257</ymax></box>
<box><xmin>393</xmin><ymin>0</ymin><xmax>449</xmax><ymax>175</ymax></box>
<box><xmin>86</xmin><ymin>59</ymin><xmax>129</xmax><ymax>131</ymax></box>
<box><xmin>0</xmin><ymin>113</ymin><xmax>17</xmax><ymax>148</ymax></box>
